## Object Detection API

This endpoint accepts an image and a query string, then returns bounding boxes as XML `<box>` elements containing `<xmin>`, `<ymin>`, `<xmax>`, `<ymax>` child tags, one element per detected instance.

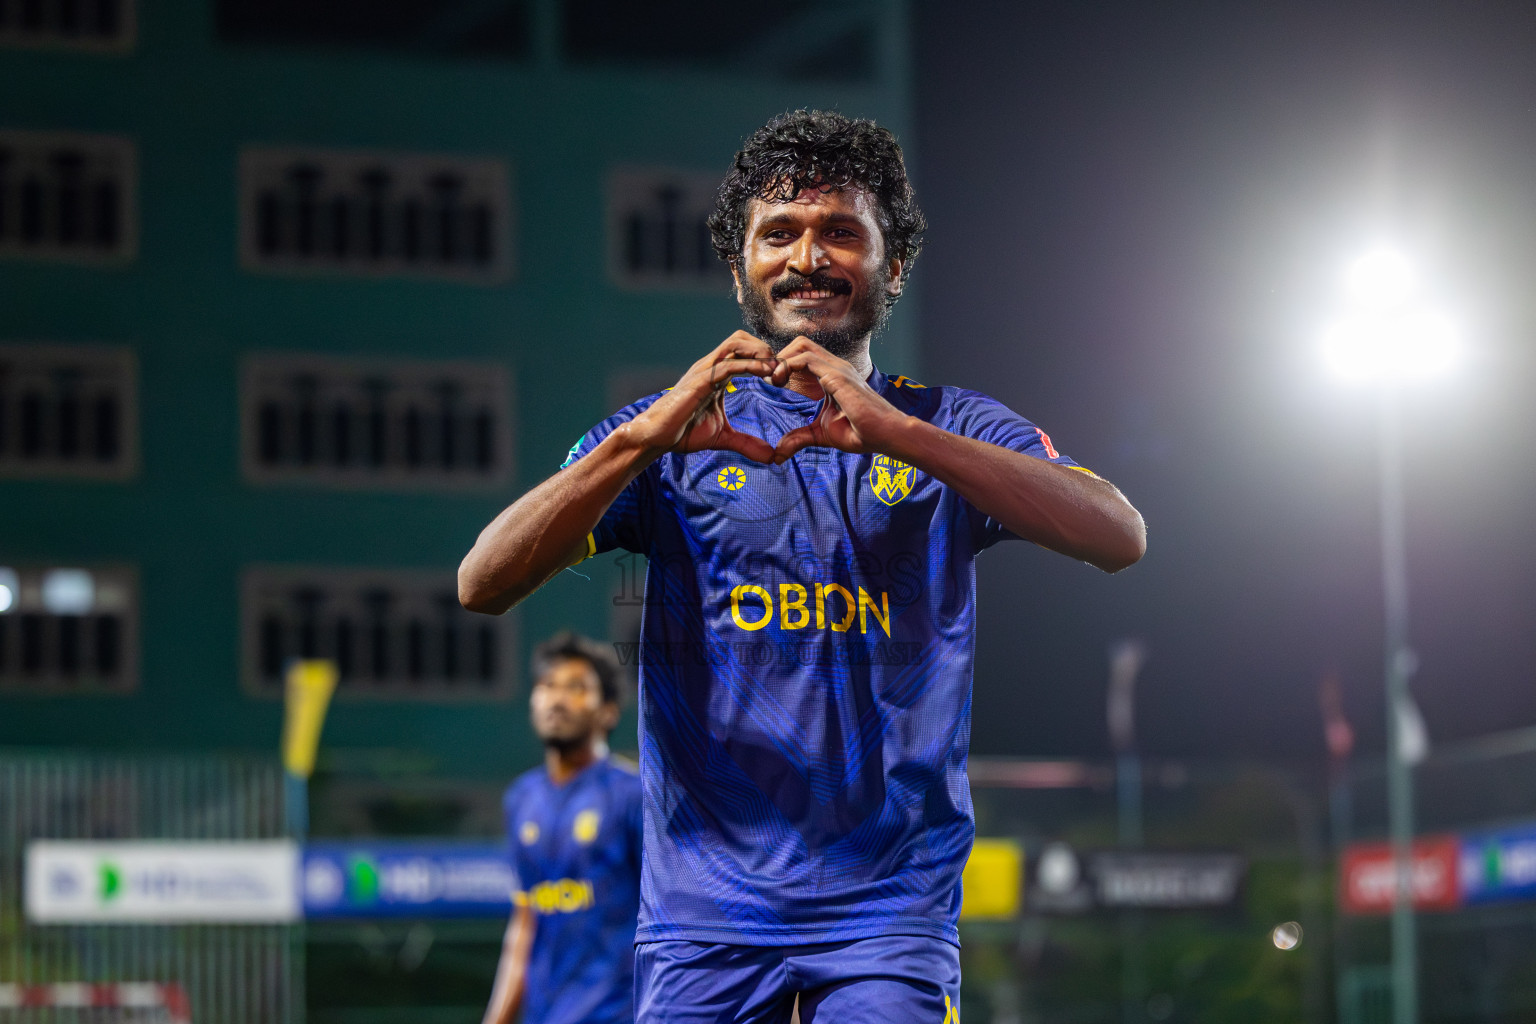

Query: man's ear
<box><xmin>600</xmin><ymin>702</ymin><xmax>621</xmax><ymax>733</ymax></box>
<box><xmin>886</xmin><ymin>257</ymin><xmax>904</xmax><ymax>299</ymax></box>
<box><xmin>730</xmin><ymin>258</ymin><xmax>743</xmax><ymax>302</ymax></box>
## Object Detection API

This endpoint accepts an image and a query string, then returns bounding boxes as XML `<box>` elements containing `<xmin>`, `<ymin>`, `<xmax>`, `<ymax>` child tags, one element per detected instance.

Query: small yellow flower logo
<box><xmin>519</xmin><ymin>821</ymin><xmax>540</xmax><ymax>846</ymax></box>
<box><xmin>717</xmin><ymin>466</ymin><xmax>746</xmax><ymax>491</ymax></box>
<box><xmin>573</xmin><ymin>810</ymin><xmax>601</xmax><ymax>844</ymax></box>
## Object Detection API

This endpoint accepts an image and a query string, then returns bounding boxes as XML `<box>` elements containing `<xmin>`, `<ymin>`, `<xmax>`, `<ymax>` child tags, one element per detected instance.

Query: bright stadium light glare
<box><xmin>1345</xmin><ymin>248</ymin><xmax>1414</xmax><ymax>307</ymax></box>
<box><xmin>1321</xmin><ymin>249</ymin><xmax>1459</xmax><ymax>384</ymax></box>
<box><xmin>1322</xmin><ymin>309</ymin><xmax>1459</xmax><ymax>382</ymax></box>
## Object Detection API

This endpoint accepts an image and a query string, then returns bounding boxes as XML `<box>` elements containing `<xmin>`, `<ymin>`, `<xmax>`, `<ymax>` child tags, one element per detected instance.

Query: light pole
<box><xmin>1108</xmin><ymin>639</ymin><xmax>1147</xmax><ymax>1024</ymax></box>
<box><xmin>1322</xmin><ymin>249</ymin><xmax>1457</xmax><ymax>1024</ymax></box>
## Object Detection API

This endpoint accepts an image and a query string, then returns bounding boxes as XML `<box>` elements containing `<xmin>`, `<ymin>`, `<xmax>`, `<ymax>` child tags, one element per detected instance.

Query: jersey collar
<box><xmin>735</xmin><ymin>363</ymin><xmax>890</xmax><ymax>407</ymax></box>
<box><xmin>542</xmin><ymin>752</ymin><xmax>609</xmax><ymax>791</ymax></box>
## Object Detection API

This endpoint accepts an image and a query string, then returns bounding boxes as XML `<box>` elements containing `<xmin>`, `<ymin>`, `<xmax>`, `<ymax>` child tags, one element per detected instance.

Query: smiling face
<box><xmin>732</xmin><ymin>186</ymin><xmax>904</xmax><ymax>360</ymax></box>
<box><xmin>530</xmin><ymin>656</ymin><xmax>617</xmax><ymax>751</ymax></box>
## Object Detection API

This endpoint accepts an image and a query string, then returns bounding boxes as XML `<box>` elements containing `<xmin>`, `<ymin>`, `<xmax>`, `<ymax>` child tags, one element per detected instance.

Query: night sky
<box><xmin>911</xmin><ymin>2</ymin><xmax>1536</xmax><ymax>760</ymax></box>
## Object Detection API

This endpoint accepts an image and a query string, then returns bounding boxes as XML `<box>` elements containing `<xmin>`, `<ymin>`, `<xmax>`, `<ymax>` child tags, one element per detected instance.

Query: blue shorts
<box><xmin>634</xmin><ymin>935</ymin><xmax>960</xmax><ymax>1024</ymax></box>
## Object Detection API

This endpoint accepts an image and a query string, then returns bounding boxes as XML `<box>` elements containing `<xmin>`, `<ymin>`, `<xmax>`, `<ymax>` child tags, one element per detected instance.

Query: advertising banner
<box><xmin>1090</xmin><ymin>852</ymin><xmax>1246</xmax><ymax>909</ymax></box>
<box><xmin>1460</xmin><ymin>825</ymin><xmax>1536</xmax><ymax>905</ymax></box>
<box><xmin>1023</xmin><ymin>847</ymin><xmax>1245</xmax><ymax>913</ymax></box>
<box><xmin>959</xmin><ymin>839</ymin><xmax>1023</xmax><ymax>919</ymax></box>
<box><xmin>1339</xmin><ymin>836</ymin><xmax>1461</xmax><ymax>914</ymax></box>
<box><xmin>26</xmin><ymin>841</ymin><xmax>300</xmax><ymax>923</ymax></box>
<box><xmin>302</xmin><ymin>842</ymin><xmax>514</xmax><ymax>919</ymax></box>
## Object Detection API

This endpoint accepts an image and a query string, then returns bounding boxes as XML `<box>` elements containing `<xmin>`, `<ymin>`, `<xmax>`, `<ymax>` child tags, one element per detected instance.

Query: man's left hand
<box><xmin>771</xmin><ymin>337</ymin><xmax>910</xmax><ymax>462</ymax></box>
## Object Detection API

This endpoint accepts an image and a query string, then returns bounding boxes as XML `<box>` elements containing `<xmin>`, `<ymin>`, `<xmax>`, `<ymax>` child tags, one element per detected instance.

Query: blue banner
<box><xmin>302</xmin><ymin>842</ymin><xmax>513</xmax><ymax>919</ymax></box>
<box><xmin>1460</xmin><ymin>826</ymin><xmax>1536</xmax><ymax>906</ymax></box>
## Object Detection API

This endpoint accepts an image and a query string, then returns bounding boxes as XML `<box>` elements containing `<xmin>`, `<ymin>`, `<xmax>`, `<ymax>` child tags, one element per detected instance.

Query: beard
<box><xmin>533</xmin><ymin>711</ymin><xmax>594</xmax><ymax>751</ymax></box>
<box><xmin>541</xmin><ymin>732</ymin><xmax>593</xmax><ymax>755</ymax></box>
<box><xmin>739</xmin><ymin>267</ymin><xmax>892</xmax><ymax>360</ymax></box>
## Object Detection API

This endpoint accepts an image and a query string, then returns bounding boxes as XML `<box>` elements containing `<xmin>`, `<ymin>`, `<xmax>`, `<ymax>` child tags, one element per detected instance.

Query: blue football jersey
<box><xmin>563</xmin><ymin>367</ymin><xmax>1084</xmax><ymax>947</ymax></box>
<box><xmin>504</xmin><ymin>757</ymin><xmax>643</xmax><ymax>1024</ymax></box>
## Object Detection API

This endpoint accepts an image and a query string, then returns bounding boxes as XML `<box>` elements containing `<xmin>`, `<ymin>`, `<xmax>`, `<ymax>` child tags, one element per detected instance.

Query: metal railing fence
<box><xmin>0</xmin><ymin>751</ymin><xmax>299</xmax><ymax>1024</ymax></box>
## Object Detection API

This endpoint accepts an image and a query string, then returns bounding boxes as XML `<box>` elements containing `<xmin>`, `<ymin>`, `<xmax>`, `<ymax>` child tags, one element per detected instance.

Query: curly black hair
<box><xmin>708</xmin><ymin>110</ymin><xmax>926</xmax><ymax>295</ymax></box>
<box><xmin>530</xmin><ymin>630</ymin><xmax>623</xmax><ymax>706</ymax></box>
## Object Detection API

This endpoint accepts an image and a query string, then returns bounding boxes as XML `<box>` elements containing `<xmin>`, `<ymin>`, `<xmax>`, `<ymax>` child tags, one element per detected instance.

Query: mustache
<box><xmin>771</xmin><ymin>271</ymin><xmax>853</xmax><ymax>300</ymax></box>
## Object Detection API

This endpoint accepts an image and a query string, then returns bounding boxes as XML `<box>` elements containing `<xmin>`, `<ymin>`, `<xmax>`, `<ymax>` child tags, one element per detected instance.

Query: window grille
<box><xmin>0</xmin><ymin>565</ymin><xmax>138</xmax><ymax>694</ymax></box>
<box><xmin>0</xmin><ymin>132</ymin><xmax>136</xmax><ymax>263</ymax></box>
<box><xmin>607</xmin><ymin>168</ymin><xmax>730</xmax><ymax>291</ymax></box>
<box><xmin>241</xmin><ymin>354</ymin><xmax>512</xmax><ymax>490</ymax></box>
<box><xmin>216</xmin><ymin>0</ymin><xmax>527</xmax><ymax>61</ymax></box>
<box><xmin>0</xmin><ymin>344</ymin><xmax>137</xmax><ymax>479</ymax></box>
<box><xmin>238</xmin><ymin>147</ymin><xmax>512</xmax><ymax>282</ymax></box>
<box><xmin>0</xmin><ymin>0</ymin><xmax>135</xmax><ymax>50</ymax></box>
<box><xmin>241</xmin><ymin>567</ymin><xmax>518</xmax><ymax>700</ymax></box>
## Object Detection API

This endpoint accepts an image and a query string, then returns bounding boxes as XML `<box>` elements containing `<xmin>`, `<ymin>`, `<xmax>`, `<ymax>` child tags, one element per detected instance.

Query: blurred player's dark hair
<box><xmin>709</xmin><ymin>109</ymin><xmax>927</xmax><ymax>301</ymax></box>
<box><xmin>530</xmin><ymin>630</ymin><xmax>623</xmax><ymax>706</ymax></box>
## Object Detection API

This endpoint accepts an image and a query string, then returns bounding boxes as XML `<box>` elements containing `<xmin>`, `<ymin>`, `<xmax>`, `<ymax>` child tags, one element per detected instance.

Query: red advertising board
<box><xmin>1340</xmin><ymin>836</ymin><xmax>1462</xmax><ymax>914</ymax></box>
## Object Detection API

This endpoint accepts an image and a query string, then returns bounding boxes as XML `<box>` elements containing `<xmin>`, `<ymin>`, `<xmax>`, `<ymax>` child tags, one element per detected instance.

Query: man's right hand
<box><xmin>625</xmin><ymin>332</ymin><xmax>781</xmax><ymax>463</ymax></box>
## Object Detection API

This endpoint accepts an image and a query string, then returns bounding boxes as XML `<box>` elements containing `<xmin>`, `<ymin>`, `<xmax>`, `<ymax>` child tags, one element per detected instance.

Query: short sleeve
<box><xmin>560</xmin><ymin>395</ymin><xmax>665</xmax><ymax>557</ymax></box>
<box><xmin>949</xmin><ymin>390</ymin><xmax>1092</xmax><ymax>553</ymax></box>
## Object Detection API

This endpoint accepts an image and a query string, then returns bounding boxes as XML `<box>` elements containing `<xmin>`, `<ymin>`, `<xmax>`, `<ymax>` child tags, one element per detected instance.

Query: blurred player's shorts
<box><xmin>635</xmin><ymin>934</ymin><xmax>960</xmax><ymax>1024</ymax></box>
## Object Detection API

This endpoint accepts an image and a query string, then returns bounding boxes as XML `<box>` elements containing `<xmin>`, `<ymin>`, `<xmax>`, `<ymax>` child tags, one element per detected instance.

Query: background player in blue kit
<box><xmin>483</xmin><ymin>632</ymin><xmax>641</xmax><ymax>1024</ymax></box>
<box><xmin>461</xmin><ymin>111</ymin><xmax>1146</xmax><ymax>1023</ymax></box>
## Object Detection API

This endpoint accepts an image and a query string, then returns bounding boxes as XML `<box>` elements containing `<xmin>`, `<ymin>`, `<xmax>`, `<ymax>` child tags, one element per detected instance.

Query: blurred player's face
<box><xmin>530</xmin><ymin>657</ymin><xmax>616</xmax><ymax>751</ymax></box>
<box><xmin>733</xmin><ymin>186</ymin><xmax>904</xmax><ymax>360</ymax></box>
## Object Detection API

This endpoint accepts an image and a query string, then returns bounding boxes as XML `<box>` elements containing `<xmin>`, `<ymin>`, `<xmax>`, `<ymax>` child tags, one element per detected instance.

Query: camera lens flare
<box><xmin>1271</xmin><ymin>922</ymin><xmax>1303</xmax><ymax>950</ymax></box>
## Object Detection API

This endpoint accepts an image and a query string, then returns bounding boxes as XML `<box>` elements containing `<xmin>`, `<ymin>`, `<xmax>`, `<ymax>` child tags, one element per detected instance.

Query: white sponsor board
<box><xmin>26</xmin><ymin>841</ymin><xmax>300</xmax><ymax>923</ymax></box>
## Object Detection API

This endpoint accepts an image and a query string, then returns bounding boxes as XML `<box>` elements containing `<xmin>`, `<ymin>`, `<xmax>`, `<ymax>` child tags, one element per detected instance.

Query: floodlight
<box><xmin>1322</xmin><ymin>308</ymin><xmax>1459</xmax><ymax>383</ymax></box>
<box><xmin>1346</xmin><ymin>249</ymin><xmax>1414</xmax><ymax>307</ymax></box>
<box><xmin>1323</xmin><ymin>248</ymin><xmax>1459</xmax><ymax>384</ymax></box>
<box><xmin>1316</xmin><ymin>242</ymin><xmax>1459</xmax><ymax>1024</ymax></box>
<box><xmin>0</xmin><ymin>567</ymin><xmax>15</xmax><ymax>614</ymax></box>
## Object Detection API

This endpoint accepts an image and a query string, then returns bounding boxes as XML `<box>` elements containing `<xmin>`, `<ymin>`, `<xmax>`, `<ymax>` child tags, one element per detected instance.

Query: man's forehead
<box><xmin>541</xmin><ymin>657</ymin><xmax>598</xmax><ymax>682</ymax></box>
<box><xmin>747</xmin><ymin>185</ymin><xmax>879</xmax><ymax>221</ymax></box>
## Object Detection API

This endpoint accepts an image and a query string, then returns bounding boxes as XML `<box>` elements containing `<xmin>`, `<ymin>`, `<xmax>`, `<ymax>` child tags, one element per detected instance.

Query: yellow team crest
<box><xmin>519</xmin><ymin>821</ymin><xmax>540</xmax><ymax>846</ymax></box>
<box><xmin>572</xmin><ymin>809</ymin><xmax>601</xmax><ymax>844</ymax></box>
<box><xmin>868</xmin><ymin>454</ymin><xmax>916</xmax><ymax>506</ymax></box>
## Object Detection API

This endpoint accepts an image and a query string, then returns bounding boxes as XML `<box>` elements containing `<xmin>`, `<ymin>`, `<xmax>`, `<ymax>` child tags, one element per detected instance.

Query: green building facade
<box><xmin>0</xmin><ymin>0</ymin><xmax>916</xmax><ymax>780</ymax></box>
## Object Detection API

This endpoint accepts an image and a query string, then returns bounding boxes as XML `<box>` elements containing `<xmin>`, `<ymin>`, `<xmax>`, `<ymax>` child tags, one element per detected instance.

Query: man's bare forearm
<box><xmin>482</xmin><ymin>904</ymin><xmax>534</xmax><ymax>1024</ymax></box>
<box><xmin>883</xmin><ymin>417</ymin><xmax>1146</xmax><ymax>573</ymax></box>
<box><xmin>459</xmin><ymin>425</ymin><xmax>660</xmax><ymax>614</ymax></box>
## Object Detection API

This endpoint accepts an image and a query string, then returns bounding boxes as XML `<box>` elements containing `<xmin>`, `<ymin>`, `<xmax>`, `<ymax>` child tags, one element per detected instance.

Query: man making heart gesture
<box><xmin>460</xmin><ymin>110</ymin><xmax>1145</xmax><ymax>1024</ymax></box>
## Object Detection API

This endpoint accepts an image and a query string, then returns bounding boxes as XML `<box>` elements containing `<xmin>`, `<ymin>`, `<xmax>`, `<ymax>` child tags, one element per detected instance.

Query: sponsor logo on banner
<box><xmin>303</xmin><ymin>842</ymin><xmax>515</xmax><ymax>918</ymax></box>
<box><xmin>1091</xmin><ymin>852</ymin><xmax>1246</xmax><ymax>909</ymax></box>
<box><xmin>1460</xmin><ymin>825</ymin><xmax>1536</xmax><ymax>905</ymax></box>
<box><xmin>26</xmin><ymin>841</ymin><xmax>299</xmax><ymax>923</ymax></box>
<box><xmin>1027</xmin><ymin>842</ymin><xmax>1094</xmax><ymax>913</ymax></box>
<box><xmin>1340</xmin><ymin>836</ymin><xmax>1462</xmax><ymax>914</ymax></box>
